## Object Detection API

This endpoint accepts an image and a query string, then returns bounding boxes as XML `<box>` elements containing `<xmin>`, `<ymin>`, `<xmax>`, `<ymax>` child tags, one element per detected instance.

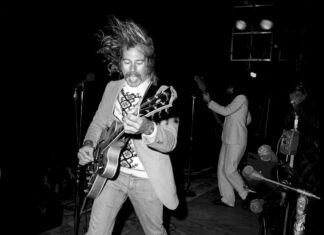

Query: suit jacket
<box><xmin>84</xmin><ymin>79</ymin><xmax>179</xmax><ymax>210</ymax></box>
<box><xmin>208</xmin><ymin>94</ymin><xmax>251</xmax><ymax>145</ymax></box>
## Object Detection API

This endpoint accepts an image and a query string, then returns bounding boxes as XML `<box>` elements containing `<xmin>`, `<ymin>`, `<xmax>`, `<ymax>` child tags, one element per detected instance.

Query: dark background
<box><xmin>1</xmin><ymin>0</ymin><xmax>315</xmax><ymax>160</ymax></box>
<box><xmin>1</xmin><ymin>1</ymin><xmax>318</xmax><ymax>233</ymax></box>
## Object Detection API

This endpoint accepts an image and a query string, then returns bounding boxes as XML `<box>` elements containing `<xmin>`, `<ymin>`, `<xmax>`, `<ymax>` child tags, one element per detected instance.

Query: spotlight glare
<box><xmin>235</xmin><ymin>20</ymin><xmax>247</xmax><ymax>31</ymax></box>
<box><xmin>250</xmin><ymin>71</ymin><xmax>257</xmax><ymax>78</ymax></box>
<box><xmin>260</xmin><ymin>19</ymin><xmax>273</xmax><ymax>30</ymax></box>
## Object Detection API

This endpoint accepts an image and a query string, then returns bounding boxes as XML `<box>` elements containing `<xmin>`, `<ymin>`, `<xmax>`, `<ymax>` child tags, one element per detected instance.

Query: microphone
<box><xmin>258</xmin><ymin>144</ymin><xmax>277</xmax><ymax>162</ymax></box>
<box><xmin>242</xmin><ymin>165</ymin><xmax>265</xmax><ymax>181</ymax></box>
<box><xmin>242</xmin><ymin>165</ymin><xmax>321</xmax><ymax>200</ymax></box>
<box><xmin>74</xmin><ymin>73</ymin><xmax>96</xmax><ymax>99</ymax></box>
<box><xmin>250</xmin><ymin>198</ymin><xmax>265</xmax><ymax>214</ymax></box>
<box><xmin>76</xmin><ymin>72</ymin><xmax>96</xmax><ymax>88</ymax></box>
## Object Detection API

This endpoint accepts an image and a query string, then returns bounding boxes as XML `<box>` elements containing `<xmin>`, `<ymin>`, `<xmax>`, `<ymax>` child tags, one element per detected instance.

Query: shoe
<box><xmin>241</xmin><ymin>192</ymin><xmax>256</xmax><ymax>210</ymax></box>
<box><xmin>213</xmin><ymin>199</ymin><xmax>234</xmax><ymax>208</ymax></box>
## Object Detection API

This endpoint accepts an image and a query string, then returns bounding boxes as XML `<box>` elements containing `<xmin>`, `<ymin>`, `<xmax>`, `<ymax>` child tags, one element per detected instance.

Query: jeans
<box><xmin>86</xmin><ymin>172</ymin><xmax>167</xmax><ymax>235</ymax></box>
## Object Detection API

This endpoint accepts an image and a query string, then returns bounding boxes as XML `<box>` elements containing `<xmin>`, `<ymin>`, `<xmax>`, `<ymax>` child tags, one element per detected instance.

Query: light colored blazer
<box><xmin>208</xmin><ymin>94</ymin><xmax>251</xmax><ymax>145</ymax></box>
<box><xmin>84</xmin><ymin>79</ymin><xmax>179</xmax><ymax>210</ymax></box>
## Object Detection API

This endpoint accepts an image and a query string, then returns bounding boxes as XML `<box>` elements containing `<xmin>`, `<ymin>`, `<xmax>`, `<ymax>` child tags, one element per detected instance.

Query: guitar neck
<box><xmin>98</xmin><ymin>125</ymin><xmax>126</xmax><ymax>152</ymax></box>
<box><xmin>96</xmin><ymin>87</ymin><xmax>174</xmax><ymax>153</ymax></box>
<box><xmin>194</xmin><ymin>76</ymin><xmax>208</xmax><ymax>94</ymax></box>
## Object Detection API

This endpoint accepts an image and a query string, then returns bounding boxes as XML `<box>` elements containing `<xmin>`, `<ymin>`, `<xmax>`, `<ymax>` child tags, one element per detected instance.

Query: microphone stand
<box><xmin>185</xmin><ymin>95</ymin><xmax>196</xmax><ymax>197</ymax></box>
<box><xmin>289</xmin><ymin>112</ymin><xmax>299</xmax><ymax>168</ymax></box>
<box><xmin>245</xmin><ymin>168</ymin><xmax>321</xmax><ymax>235</ymax></box>
<box><xmin>73</xmin><ymin>82</ymin><xmax>86</xmax><ymax>235</ymax></box>
<box><xmin>247</xmin><ymin>171</ymin><xmax>320</xmax><ymax>200</ymax></box>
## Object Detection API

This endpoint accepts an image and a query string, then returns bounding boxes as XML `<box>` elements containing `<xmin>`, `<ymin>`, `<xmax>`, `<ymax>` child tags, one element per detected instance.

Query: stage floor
<box><xmin>39</xmin><ymin>167</ymin><xmax>261</xmax><ymax>235</ymax></box>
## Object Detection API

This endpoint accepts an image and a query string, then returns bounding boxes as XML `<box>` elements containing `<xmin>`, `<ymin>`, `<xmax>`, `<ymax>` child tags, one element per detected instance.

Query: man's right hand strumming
<box><xmin>78</xmin><ymin>145</ymin><xmax>94</xmax><ymax>165</ymax></box>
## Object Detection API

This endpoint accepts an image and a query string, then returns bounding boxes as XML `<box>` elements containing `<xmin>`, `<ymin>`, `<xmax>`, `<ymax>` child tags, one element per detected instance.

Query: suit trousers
<box><xmin>86</xmin><ymin>172</ymin><xmax>167</xmax><ymax>235</ymax></box>
<box><xmin>217</xmin><ymin>143</ymin><xmax>248</xmax><ymax>206</ymax></box>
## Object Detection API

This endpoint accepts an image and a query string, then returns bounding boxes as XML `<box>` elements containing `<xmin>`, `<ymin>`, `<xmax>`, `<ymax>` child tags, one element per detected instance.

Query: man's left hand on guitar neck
<box><xmin>122</xmin><ymin>85</ymin><xmax>177</xmax><ymax>136</ymax></box>
<box><xmin>123</xmin><ymin>114</ymin><xmax>156</xmax><ymax>136</ymax></box>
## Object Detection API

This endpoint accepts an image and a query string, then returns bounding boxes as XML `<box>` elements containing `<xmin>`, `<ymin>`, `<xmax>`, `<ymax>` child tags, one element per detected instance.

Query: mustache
<box><xmin>125</xmin><ymin>72</ymin><xmax>142</xmax><ymax>79</ymax></box>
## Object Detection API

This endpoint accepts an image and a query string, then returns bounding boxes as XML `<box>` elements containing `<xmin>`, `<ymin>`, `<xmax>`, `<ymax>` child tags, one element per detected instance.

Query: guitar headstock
<box><xmin>139</xmin><ymin>86</ymin><xmax>177</xmax><ymax>118</ymax></box>
<box><xmin>194</xmin><ymin>75</ymin><xmax>207</xmax><ymax>93</ymax></box>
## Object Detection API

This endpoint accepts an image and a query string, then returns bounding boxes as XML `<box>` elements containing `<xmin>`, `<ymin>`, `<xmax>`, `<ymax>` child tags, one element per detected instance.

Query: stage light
<box><xmin>260</xmin><ymin>19</ymin><xmax>273</xmax><ymax>30</ymax></box>
<box><xmin>250</xmin><ymin>71</ymin><xmax>257</xmax><ymax>78</ymax></box>
<box><xmin>235</xmin><ymin>20</ymin><xmax>247</xmax><ymax>30</ymax></box>
<box><xmin>231</xmin><ymin>4</ymin><xmax>274</xmax><ymax>61</ymax></box>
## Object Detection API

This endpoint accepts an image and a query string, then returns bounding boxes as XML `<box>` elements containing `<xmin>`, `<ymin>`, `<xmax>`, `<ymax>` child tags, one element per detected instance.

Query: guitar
<box><xmin>83</xmin><ymin>86</ymin><xmax>177</xmax><ymax>199</ymax></box>
<box><xmin>194</xmin><ymin>75</ymin><xmax>208</xmax><ymax>95</ymax></box>
<box><xmin>194</xmin><ymin>75</ymin><xmax>223</xmax><ymax>128</ymax></box>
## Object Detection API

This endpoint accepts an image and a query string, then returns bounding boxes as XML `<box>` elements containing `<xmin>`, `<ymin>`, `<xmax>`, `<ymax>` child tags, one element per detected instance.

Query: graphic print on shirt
<box><xmin>119</xmin><ymin>89</ymin><xmax>142</xmax><ymax>116</ymax></box>
<box><xmin>120</xmin><ymin>140</ymin><xmax>139</xmax><ymax>168</ymax></box>
<box><xmin>116</xmin><ymin>88</ymin><xmax>143</xmax><ymax>169</ymax></box>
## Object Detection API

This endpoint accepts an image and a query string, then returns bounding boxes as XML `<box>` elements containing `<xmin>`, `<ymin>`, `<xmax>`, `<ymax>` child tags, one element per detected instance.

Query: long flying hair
<box><xmin>97</xmin><ymin>16</ymin><xmax>158</xmax><ymax>84</ymax></box>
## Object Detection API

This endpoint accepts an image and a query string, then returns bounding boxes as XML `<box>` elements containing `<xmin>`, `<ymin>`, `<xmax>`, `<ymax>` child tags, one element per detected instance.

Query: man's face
<box><xmin>121</xmin><ymin>45</ymin><xmax>149</xmax><ymax>87</ymax></box>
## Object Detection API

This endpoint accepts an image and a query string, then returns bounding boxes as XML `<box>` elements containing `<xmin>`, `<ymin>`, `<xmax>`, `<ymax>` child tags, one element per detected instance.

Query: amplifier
<box><xmin>279</xmin><ymin>129</ymin><xmax>300</xmax><ymax>155</ymax></box>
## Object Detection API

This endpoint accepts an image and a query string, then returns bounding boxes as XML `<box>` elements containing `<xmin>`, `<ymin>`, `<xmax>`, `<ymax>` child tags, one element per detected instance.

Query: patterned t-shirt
<box><xmin>113</xmin><ymin>80</ymin><xmax>151</xmax><ymax>178</ymax></box>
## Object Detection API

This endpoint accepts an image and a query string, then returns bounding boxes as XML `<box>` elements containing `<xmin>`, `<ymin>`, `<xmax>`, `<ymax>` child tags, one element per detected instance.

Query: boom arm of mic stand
<box><xmin>260</xmin><ymin>176</ymin><xmax>321</xmax><ymax>200</ymax></box>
